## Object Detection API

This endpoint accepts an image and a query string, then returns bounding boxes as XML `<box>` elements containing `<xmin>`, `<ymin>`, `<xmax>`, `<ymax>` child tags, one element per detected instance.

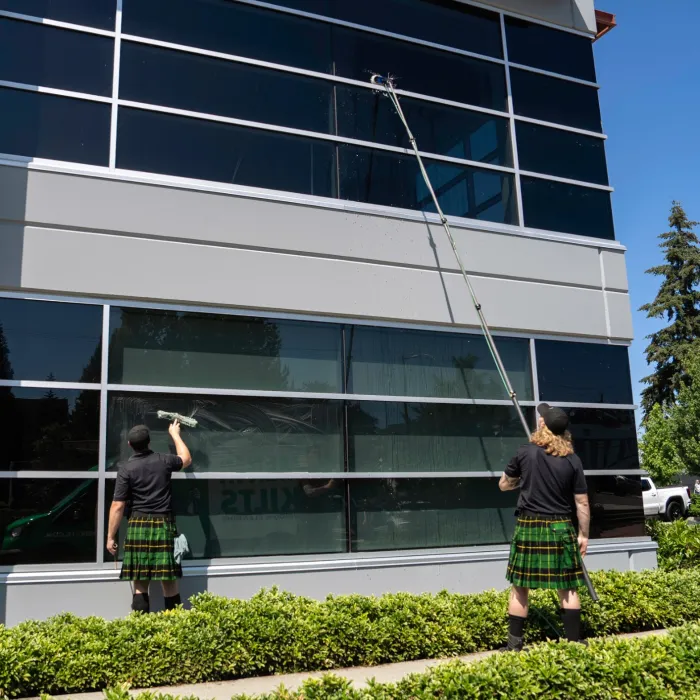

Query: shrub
<box><xmin>689</xmin><ymin>493</ymin><xmax>700</xmax><ymax>517</ymax></box>
<box><xmin>646</xmin><ymin>518</ymin><xmax>700</xmax><ymax>570</ymax></box>
<box><xmin>3</xmin><ymin>569</ymin><xmax>700</xmax><ymax>698</ymax></box>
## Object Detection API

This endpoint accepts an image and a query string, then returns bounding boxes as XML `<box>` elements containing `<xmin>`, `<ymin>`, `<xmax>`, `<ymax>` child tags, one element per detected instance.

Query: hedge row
<box><xmin>4</xmin><ymin>568</ymin><xmax>700</xmax><ymax>698</ymax></box>
<box><xmin>647</xmin><ymin>519</ymin><xmax>700</xmax><ymax>570</ymax></box>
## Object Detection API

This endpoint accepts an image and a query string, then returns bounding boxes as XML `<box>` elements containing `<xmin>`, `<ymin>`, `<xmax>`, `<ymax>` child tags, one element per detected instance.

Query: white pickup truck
<box><xmin>641</xmin><ymin>476</ymin><xmax>692</xmax><ymax>520</ymax></box>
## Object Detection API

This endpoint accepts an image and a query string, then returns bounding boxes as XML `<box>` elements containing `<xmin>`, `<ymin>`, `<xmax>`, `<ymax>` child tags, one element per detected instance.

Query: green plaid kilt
<box><xmin>120</xmin><ymin>513</ymin><xmax>182</xmax><ymax>581</ymax></box>
<box><xmin>506</xmin><ymin>513</ymin><xmax>585</xmax><ymax>590</ymax></box>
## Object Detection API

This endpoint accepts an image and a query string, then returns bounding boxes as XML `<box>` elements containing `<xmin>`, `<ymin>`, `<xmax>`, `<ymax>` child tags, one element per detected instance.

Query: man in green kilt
<box><xmin>498</xmin><ymin>404</ymin><xmax>590</xmax><ymax>651</ymax></box>
<box><xmin>107</xmin><ymin>420</ymin><xmax>192</xmax><ymax>613</ymax></box>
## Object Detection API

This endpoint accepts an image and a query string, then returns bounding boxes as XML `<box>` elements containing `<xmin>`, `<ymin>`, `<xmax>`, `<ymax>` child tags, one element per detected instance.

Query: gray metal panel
<box><xmin>606</xmin><ymin>291</ymin><xmax>634</xmax><ymax>341</ymax></box>
<box><xmin>601</xmin><ymin>249</ymin><xmax>629</xmax><ymax>292</ymax></box>
<box><xmin>472</xmin><ymin>0</ymin><xmax>596</xmax><ymax>33</ymax></box>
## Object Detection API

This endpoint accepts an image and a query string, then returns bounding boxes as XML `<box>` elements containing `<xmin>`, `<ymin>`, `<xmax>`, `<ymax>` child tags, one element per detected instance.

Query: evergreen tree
<box><xmin>0</xmin><ymin>323</ymin><xmax>13</xmax><ymax>380</ymax></box>
<box><xmin>640</xmin><ymin>202</ymin><xmax>700</xmax><ymax>417</ymax></box>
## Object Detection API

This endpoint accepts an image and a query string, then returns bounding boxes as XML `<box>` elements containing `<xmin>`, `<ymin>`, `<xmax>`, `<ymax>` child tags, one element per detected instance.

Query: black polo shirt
<box><xmin>113</xmin><ymin>450</ymin><xmax>183</xmax><ymax>514</ymax></box>
<box><xmin>505</xmin><ymin>443</ymin><xmax>587</xmax><ymax>516</ymax></box>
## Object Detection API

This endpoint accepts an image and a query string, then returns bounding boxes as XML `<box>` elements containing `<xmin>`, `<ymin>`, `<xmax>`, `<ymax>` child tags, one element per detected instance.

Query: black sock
<box><xmin>164</xmin><ymin>594</ymin><xmax>181</xmax><ymax>611</ymax></box>
<box><xmin>132</xmin><ymin>592</ymin><xmax>150</xmax><ymax>613</ymax></box>
<box><xmin>560</xmin><ymin>608</ymin><xmax>581</xmax><ymax>642</ymax></box>
<box><xmin>508</xmin><ymin>614</ymin><xmax>527</xmax><ymax>638</ymax></box>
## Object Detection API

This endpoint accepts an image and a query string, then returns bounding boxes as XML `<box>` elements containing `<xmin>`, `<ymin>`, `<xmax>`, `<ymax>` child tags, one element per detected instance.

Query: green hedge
<box><xmin>647</xmin><ymin>519</ymin><xmax>700</xmax><ymax>570</ymax></box>
<box><xmin>3</xmin><ymin>569</ymin><xmax>700</xmax><ymax>698</ymax></box>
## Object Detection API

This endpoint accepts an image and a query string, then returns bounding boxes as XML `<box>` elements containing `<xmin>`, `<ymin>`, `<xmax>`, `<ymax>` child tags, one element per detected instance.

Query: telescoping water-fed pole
<box><xmin>370</xmin><ymin>74</ymin><xmax>599</xmax><ymax>603</ymax></box>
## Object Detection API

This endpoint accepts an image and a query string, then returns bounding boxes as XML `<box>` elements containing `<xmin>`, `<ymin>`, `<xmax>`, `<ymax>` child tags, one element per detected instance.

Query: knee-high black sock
<box><xmin>164</xmin><ymin>594</ymin><xmax>181</xmax><ymax>611</ymax></box>
<box><xmin>502</xmin><ymin>614</ymin><xmax>526</xmax><ymax>651</ymax></box>
<box><xmin>132</xmin><ymin>592</ymin><xmax>150</xmax><ymax>613</ymax></box>
<box><xmin>560</xmin><ymin>608</ymin><xmax>581</xmax><ymax>642</ymax></box>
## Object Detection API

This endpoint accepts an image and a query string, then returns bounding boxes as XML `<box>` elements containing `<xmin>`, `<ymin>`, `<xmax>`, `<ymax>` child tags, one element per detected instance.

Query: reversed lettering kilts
<box><xmin>120</xmin><ymin>513</ymin><xmax>182</xmax><ymax>581</ymax></box>
<box><xmin>506</xmin><ymin>513</ymin><xmax>585</xmax><ymax>590</ymax></box>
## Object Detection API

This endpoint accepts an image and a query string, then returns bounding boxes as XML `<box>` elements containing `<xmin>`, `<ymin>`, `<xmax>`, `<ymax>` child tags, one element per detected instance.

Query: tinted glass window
<box><xmin>0</xmin><ymin>387</ymin><xmax>99</xmax><ymax>471</ymax></box>
<box><xmin>339</xmin><ymin>145</ymin><xmax>516</xmax><ymax>224</ymax></box>
<box><xmin>119</xmin><ymin>42</ymin><xmax>335</xmax><ymax>134</ymax></box>
<box><xmin>516</xmin><ymin>122</ymin><xmax>609</xmax><ymax>186</ymax></box>
<box><xmin>346</xmin><ymin>327</ymin><xmax>532</xmax><ymax>400</ymax></box>
<box><xmin>0</xmin><ymin>0</ymin><xmax>115</xmax><ymax>29</ymax></box>
<box><xmin>511</xmin><ymin>69</ymin><xmax>602</xmax><ymax>132</ymax></box>
<box><xmin>521</xmin><ymin>177</ymin><xmax>614</xmax><ymax>239</ymax></box>
<box><xmin>117</xmin><ymin>108</ymin><xmax>337</xmax><ymax>196</ymax></box>
<box><xmin>333</xmin><ymin>27</ymin><xmax>507</xmax><ymax>111</ymax></box>
<box><xmin>107</xmin><ymin>392</ymin><xmax>344</xmax><ymax>473</ymax></box>
<box><xmin>0</xmin><ymin>88</ymin><xmax>110</xmax><ymax>165</ymax></box>
<box><xmin>566</xmin><ymin>408</ymin><xmax>639</xmax><ymax>472</ymax></box>
<box><xmin>0</xmin><ymin>478</ymin><xmax>97</xmax><ymax>565</ymax></box>
<box><xmin>350</xmin><ymin>478</ymin><xmax>517</xmax><ymax>551</ymax></box>
<box><xmin>337</xmin><ymin>86</ymin><xmax>512</xmax><ymax>166</ymax></box>
<box><xmin>348</xmin><ymin>403</ymin><xmax>533</xmax><ymax>472</ymax></box>
<box><xmin>106</xmin><ymin>479</ymin><xmax>346</xmax><ymax>557</ymax></box>
<box><xmin>0</xmin><ymin>18</ymin><xmax>113</xmax><ymax>96</ymax></box>
<box><xmin>505</xmin><ymin>17</ymin><xmax>596</xmax><ymax>82</ymax></box>
<box><xmin>587</xmin><ymin>475</ymin><xmax>644</xmax><ymax>539</ymax></box>
<box><xmin>536</xmin><ymin>341</ymin><xmax>633</xmax><ymax>404</ymax></box>
<box><xmin>0</xmin><ymin>298</ymin><xmax>102</xmax><ymax>382</ymax></box>
<box><xmin>122</xmin><ymin>0</ymin><xmax>332</xmax><ymax>73</ymax></box>
<box><xmin>109</xmin><ymin>308</ymin><xmax>342</xmax><ymax>392</ymax></box>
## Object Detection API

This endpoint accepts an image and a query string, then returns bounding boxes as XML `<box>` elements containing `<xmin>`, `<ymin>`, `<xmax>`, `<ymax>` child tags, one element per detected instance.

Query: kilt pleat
<box><xmin>120</xmin><ymin>514</ymin><xmax>182</xmax><ymax>581</ymax></box>
<box><xmin>506</xmin><ymin>514</ymin><xmax>585</xmax><ymax>590</ymax></box>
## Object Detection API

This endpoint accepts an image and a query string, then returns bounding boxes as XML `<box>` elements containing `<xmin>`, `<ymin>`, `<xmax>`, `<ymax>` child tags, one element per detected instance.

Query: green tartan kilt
<box><xmin>120</xmin><ymin>513</ymin><xmax>182</xmax><ymax>581</ymax></box>
<box><xmin>506</xmin><ymin>514</ymin><xmax>585</xmax><ymax>590</ymax></box>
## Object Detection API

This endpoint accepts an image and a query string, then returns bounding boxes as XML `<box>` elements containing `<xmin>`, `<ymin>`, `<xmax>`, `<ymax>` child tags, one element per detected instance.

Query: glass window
<box><xmin>511</xmin><ymin>69</ymin><xmax>602</xmax><ymax>132</ymax></box>
<box><xmin>106</xmin><ymin>478</ymin><xmax>346</xmax><ymax>558</ymax></box>
<box><xmin>0</xmin><ymin>0</ymin><xmax>115</xmax><ymax>29</ymax></box>
<box><xmin>566</xmin><ymin>408</ymin><xmax>639</xmax><ymax>472</ymax></box>
<box><xmin>0</xmin><ymin>298</ymin><xmax>102</xmax><ymax>382</ymax></box>
<box><xmin>516</xmin><ymin>122</ymin><xmax>609</xmax><ymax>186</ymax></box>
<box><xmin>119</xmin><ymin>42</ymin><xmax>335</xmax><ymax>134</ymax></box>
<box><xmin>0</xmin><ymin>88</ymin><xmax>110</xmax><ymax>165</ymax></box>
<box><xmin>505</xmin><ymin>17</ymin><xmax>596</xmax><ymax>82</ymax></box>
<box><xmin>339</xmin><ymin>145</ymin><xmax>516</xmax><ymax>223</ymax></box>
<box><xmin>348</xmin><ymin>403</ymin><xmax>533</xmax><ymax>472</ymax></box>
<box><xmin>109</xmin><ymin>308</ymin><xmax>342</xmax><ymax>392</ymax></box>
<box><xmin>536</xmin><ymin>341</ymin><xmax>633</xmax><ymax>404</ymax></box>
<box><xmin>587</xmin><ymin>475</ymin><xmax>644</xmax><ymax>539</ymax></box>
<box><xmin>122</xmin><ymin>0</ymin><xmax>333</xmax><ymax>73</ymax></box>
<box><xmin>0</xmin><ymin>478</ymin><xmax>97</xmax><ymax>565</ymax></box>
<box><xmin>117</xmin><ymin>107</ymin><xmax>337</xmax><ymax>196</ymax></box>
<box><xmin>350</xmin><ymin>478</ymin><xmax>517</xmax><ymax>551</ymax></box>
<box><xmin>346</xmin><ymin>326</ymin><xmax>533</xmax><ymax>400</ymax></box>
<box><xmin>337</xmin><ymin>86</ymin><xmax>512</xmax><ymax>166</ymax></box>
<box><xmin>0</xmin><ymin>18</ymin><xmax>113</xmax><ymax>96</ymax></box>
<box><xmin>521</xmin><ymin>177</ymin><xmax>615</xmax><ymax>239</ymax></box>
<box><xmin>0</xmin><ymin>387</ymin><xmax>99</xmax><ymax>471</ymax></box>
<box><xmin>333</xmin><ymin>27</ymin><xmax>507</xmax><ymax>111</ymax></box>
<box><xmin>107</xmin><ymin>392</ymin><xmax>344</xmax><ymax>473</ymax></box>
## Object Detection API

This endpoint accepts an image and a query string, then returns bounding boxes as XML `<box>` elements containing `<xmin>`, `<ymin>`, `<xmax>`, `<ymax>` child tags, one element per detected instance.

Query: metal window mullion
<box><xmin>108</xmin><ymin>0</ymin><xmax>123</xmax><ymax>169</ymax></box>
<box><xmin>529</xmin><ymin>338</ymin><xmax>540</xmax><ymax>412</ymax></box>
<box><xmin>0</xmin><ymin>10</ymin><xmax>115</xmax><ymax>37</ymax></box>
<box><xmin>0</xmin><ymin>379</ymin><xmax>100</xmax><ymax>390</ymax></box>
<box><xmin>0</xmin><ymin>80</ymin><xmax>112</xmax><ymax>104</ymax></box>
<box><xmin>95</xmin><ymin>304</ymin><xmax>111</xmax><ymax>565</ymax></box>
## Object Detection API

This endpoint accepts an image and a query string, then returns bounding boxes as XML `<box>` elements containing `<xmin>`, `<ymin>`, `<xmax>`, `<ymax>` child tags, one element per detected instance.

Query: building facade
<box><xmin>0</xmin><ymin>0</ymin><xmax>653</xmax><ymax>624</ymax></box>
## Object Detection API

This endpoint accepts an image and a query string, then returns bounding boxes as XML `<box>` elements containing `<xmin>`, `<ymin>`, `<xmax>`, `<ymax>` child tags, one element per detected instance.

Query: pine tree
<box><xmin>640</xmin><ymin>202</ymin><xmax>700</xmax><ymax>418</ymax></box>
<box><xmin>0</xmin><ymin>323</ymin><xmax>13</xmax><ymax>380</ymax></box>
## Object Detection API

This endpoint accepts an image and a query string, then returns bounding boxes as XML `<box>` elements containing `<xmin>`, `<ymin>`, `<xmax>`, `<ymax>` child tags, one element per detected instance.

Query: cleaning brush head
<box><xmin>157</xmin><ymin>410</ymin><xmax>198</xmax><ymax>428</ymax></box>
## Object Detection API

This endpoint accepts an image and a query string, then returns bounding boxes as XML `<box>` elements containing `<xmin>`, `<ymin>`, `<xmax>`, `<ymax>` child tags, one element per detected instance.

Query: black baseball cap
<box><xmin>537</xmin><ymin>403</ymin><xmax>569</xmax><ymax>435</ymax></box>
<box><xmin>127</xmin><ymin>425</ymin><xmax>150</xmax><ymax>445</ymax></box>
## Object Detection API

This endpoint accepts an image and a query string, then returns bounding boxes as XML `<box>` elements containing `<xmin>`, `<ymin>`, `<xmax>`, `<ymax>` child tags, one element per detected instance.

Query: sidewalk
<box><xmin>41</xmin><ymin>629</ymin><xmax>668</xmax><ymax>700</ymax></box>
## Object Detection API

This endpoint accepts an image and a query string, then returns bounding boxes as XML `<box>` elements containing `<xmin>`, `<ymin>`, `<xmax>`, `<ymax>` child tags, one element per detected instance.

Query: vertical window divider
<box><xmin>108</xmin><ymin>0</ymin><xmax>123</xmax><ymax>169</ymax></box>
<box><xmin>529</xmin><ymin>337</ymin><xmax>539</xmax><ymax>428</ymax></box>
<box><xmin>95</xmin><ymin>304</ymin><xmax>111</xmax><ymax>566</ymax></box>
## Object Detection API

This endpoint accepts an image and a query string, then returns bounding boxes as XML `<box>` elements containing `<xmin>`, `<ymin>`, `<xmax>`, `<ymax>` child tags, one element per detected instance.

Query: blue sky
<box><xmin>594</xmin><ymin>0</ymin><xmax>700</xmax><ymax>417</ymax></box>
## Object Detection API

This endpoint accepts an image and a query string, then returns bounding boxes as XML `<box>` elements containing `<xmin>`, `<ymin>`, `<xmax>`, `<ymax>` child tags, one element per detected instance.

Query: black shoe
<box><xmin>498</xmin><ymin>633</ymin><xmax>524</xmax><ymax>652</ymax></box>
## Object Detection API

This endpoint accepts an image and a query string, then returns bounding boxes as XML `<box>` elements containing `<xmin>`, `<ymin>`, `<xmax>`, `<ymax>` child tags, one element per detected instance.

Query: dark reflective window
<box><xmin>349</xmin><ymin>403</ymin><xmax>533</xmax><ymax>472</ymax></box>
<box><xmin>0</xmin><ymin>387</ymin><xmax>99</xmax><ymax>471</ymax></box>
<box><xmin>0</xmin><ymin>479</ymin><xmax>97</xmax><ymax>565</ymax></box>
<box><xmin>109</xmin><ymin>307</ymin><xmax>342</xmax><ymax>392</ymax></box>
<box><xmin>566</xmin><ymin>408</ymin><xmax>639</xmax><ymax>472</ymax></box>
<box><xmin>107</xmin><ymin>392</ymin><xmax>344</xmax><ymax>473</ymax></box>
<box><xmin>333</xmin><ymin>27</ymin><xmax>507</xmax><ymax>111</ymax></box>
<box><xmin>536</xmin><ymin>341</ymin><xmax>633</xmax><ymax>404</ymax></box>
<box><xmin>337</xmin><ymin>86</ymin><xmax>512</xmax><ymax>165</ymax></box>
<box><xmin>346</xmin><ymin>326</ymin><xmax>532</xmax><ymax>400</ymax></box>
<box><xmin>521</xmin><ymin>177</ymin><xmax>614</xmax><ymax>239</ymax></box>
<box><xmin>0</xmin><ymin>0</ymin><xmax>115</xmax><ymax>29</ymax></box>
<box><xmin>0</xmin><ymin>18</ymin><xmax>113</xmax><ymax>96</ymax></box>
<box><xmin>505</xmin><ymin>17</ymin><xmax>596</xmax><ymax>82</ymax></box>
<box><xmin>122</xmin><ymin>0</ymin><xmax>332</xmax><ymax>73</ymax></box>
<box><xmin>119</xmin><ymin>42</ymin><xmax>335</xmax><ymax>134</ymax></box>
<box><xmin>350</xmin><ymin>478</ymin><xmax>517</xmax><ymax>551</ymax></box>
<box><xmin>107</xmin><ymin>479</ymin><xmax>346</xmax><ymax>557</ymax></box>
<box><xmin>0</xmin><ymin>298</ymin><xmax>102</xmax><ymax>382</ymax></box>
<box><xmin>587</xmin><ymin>475</ymin><xmax>644</xmax><ymax>539</ymax></box>
<box><xmin>516</xmin><ymin>122</ymin><xmax>609</xmax><ymax>186</ymax></box>
<box><xmin>511</xmin><ymin>69</ymin><xmax>602</xmax><ymax>132</ymax></box>
<box><xmin>117</xmin><ymin>108</ymin><xmax>337</xmax><ymax>197</ymax></box>
<box><xmin>0</xmin><ymin>88</ymin><xmax>110</xmax><ymax>165</ymax></box>
<box><xmin>340</xmin><ymin>145</ymin><xmax>515</xmax><ymax>223</ymax></box>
